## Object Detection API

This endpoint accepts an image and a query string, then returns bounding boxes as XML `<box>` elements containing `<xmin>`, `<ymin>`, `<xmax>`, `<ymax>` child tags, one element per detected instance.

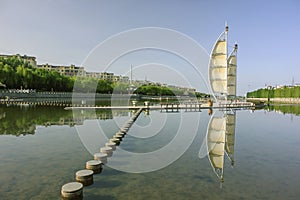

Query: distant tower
<box><xmin>130</xmin><ymin>64</ymin><xmax>133</xmax><ymax>85</ymax></box>
<box><xmin>292</xmin><ymin>77</ymin><xmax>295</xmax><ymax>86</ymax></box>
<box><xmin>128</xmin><ymin>65</ymin><xmax>136</xmax><ymax>94</ymax></box>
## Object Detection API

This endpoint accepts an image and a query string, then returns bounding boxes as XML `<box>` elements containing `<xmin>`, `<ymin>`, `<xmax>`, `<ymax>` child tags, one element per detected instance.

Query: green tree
<box><xmin>97</xmin><ymin>79</ymin><xmax>113</xmax><ymax>93</ymax></box>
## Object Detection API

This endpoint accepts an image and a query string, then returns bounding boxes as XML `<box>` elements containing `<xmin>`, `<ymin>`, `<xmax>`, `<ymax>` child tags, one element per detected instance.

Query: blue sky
<box><xmin>0</xmin><ymin>0</ymin><xmax>299</xmax><ymax>95</ymax></box>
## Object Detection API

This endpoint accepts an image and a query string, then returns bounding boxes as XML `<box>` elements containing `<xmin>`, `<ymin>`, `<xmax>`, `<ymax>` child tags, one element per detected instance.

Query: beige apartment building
<box><xmin>37</xmin><ymin>64</ymin><xmax>86</xmax><ymax>77</ymax></box>
<box><xmin>37</xmin><ymin>63</ymin><xmax>129</xmax><ymax>82</ymax></box>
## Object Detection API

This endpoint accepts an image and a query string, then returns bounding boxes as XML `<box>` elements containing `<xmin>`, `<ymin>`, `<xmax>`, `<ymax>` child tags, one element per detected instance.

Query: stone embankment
<box><xmin>247</xmin><ymin>98</ymin><xmax>300</xmax><ymax>104</ymax></box>
<box><xmin>0</xmin><ymin>91</ymin><xmax>136</xmax><ymax>99</ymax></box>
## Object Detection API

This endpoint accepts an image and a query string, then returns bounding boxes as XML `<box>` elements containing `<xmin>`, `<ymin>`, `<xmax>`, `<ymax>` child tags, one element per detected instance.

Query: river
<box><xmin>0</xmin><ymin>102</ymin><xmax>300</xmax><ymax>199</ymax></box>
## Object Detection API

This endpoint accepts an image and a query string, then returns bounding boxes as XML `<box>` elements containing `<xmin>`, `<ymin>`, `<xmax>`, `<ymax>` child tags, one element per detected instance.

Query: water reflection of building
<box><xmin>0</xmin><ymin>105</ymin><xmax>130</xmax><ymax>136</ymax></box>
<box><xmin>42</xmin><ymin>110</ymin><xmax>130</xmax><ymax>126</ymax></box>
<box><xmin>206</xmin><ymin>110</ymin><xmax>236</xmax><ymax>182</ymax></box>
<box><xmin>42</xmin><ymin>117</ymin><xmax>83</xmax><ymax>127</ymax></box>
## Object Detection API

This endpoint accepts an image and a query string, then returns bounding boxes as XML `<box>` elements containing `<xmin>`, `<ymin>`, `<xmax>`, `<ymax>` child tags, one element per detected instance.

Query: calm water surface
<box><xmin>0</xmin><ymin>104</ymin><xmax>300</xmax><ymax>200</ymax></box>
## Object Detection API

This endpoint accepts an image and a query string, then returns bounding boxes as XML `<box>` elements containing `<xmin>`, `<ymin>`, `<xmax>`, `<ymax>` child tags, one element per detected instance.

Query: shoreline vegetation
<box><xmin>247</xmin><ymin>86</ymin><xmax>300</xmax><ymax>104</ymax></box>
<box><xmin>0</xmin><ymin>54</ymin><xmax>209</xmax><ymax>98</ymax></box>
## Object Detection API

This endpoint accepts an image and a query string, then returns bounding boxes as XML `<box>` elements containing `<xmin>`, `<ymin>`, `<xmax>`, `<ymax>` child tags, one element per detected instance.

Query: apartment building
<box><xmin>37</xmin><ymin>64</ymin><xmax>85</xmax><ymax>77</ymax></box>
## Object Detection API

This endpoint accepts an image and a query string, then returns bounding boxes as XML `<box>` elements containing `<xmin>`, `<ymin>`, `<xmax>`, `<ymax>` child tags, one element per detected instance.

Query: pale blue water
<box><xmin>0</xmin><ymin>105</ymin><xmax>300</xmax><ymax>199</ymax></box>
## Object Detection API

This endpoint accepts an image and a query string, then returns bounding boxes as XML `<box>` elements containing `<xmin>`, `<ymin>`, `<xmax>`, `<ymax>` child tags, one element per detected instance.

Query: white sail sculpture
<box><xmin>227</xmin><ymin>44</ymin><xmax>238</xmax><ymax>98</ymax></box>
<box><xmin>206</xmin><ymin>25</ymin><xmax>239</xmax><ymax>182</ymax></box>
<box><xmin>209</xmin><ymin>25</ymin><xmax>238</xmax><ymax>101</ymax></box>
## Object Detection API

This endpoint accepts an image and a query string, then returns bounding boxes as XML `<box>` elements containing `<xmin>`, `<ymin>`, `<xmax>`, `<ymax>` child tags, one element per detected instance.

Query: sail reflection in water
<box><xmin>225</xmin><ymin>112</ymin><xmax>236</xmax><ymax>166</ymax></box>
<box><xmin>206</xmin><ymin>110</ymin><xmax>236</xmax><ymax>182</ymax></box>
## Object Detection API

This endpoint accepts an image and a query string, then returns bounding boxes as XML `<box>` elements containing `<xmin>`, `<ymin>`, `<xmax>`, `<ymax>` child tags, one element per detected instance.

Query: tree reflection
<box><xmin>0</xmin><ymin>105</ymin><xmax>129</xmax><ymax>136</ymax></box>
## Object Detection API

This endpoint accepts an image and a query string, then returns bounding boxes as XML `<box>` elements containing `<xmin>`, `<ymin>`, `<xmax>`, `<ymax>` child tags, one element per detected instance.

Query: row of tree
<box><xmin>133</xmin><ymin>85</ymin><xmax>204</xmax><ymax>96</ymax></box>
<box><xmin>0</xmin><ymin>56</ymin><xmax>132</xmax><ymax>93</ymax></box>
<box><xmin>247</xmin><ymin>86</ymin><xmax>300</xmax><ymax>98</ymax></box>
<box><xmin>0</xmin><ymin>56</ymin><xmax>75</xmax><ymax>91</ymax></box>
<box><xmin>0</xmin><ymin>56</ymin><xmax>201</xmax><ymax>96</ymax></box>
<box><xmin>134</xmin><ymin>85</ymin><xmax>177</xmax><ymax>96</ymax></box>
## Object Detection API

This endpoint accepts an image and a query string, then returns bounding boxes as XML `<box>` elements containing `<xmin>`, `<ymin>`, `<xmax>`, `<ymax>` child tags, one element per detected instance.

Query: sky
<box><xmin>0</xmin><ymin>0</ymin><xmax>299</xmax><ymax>95</ymax></box>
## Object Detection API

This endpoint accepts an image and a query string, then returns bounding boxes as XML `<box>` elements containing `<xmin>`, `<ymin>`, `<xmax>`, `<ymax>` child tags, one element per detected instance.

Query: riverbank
<box><xmin>0</xmin><ymin>90</ymin><xmax>204</xmax><ymax>102</ymax></box>
<box><xmin>247</xmin><ymin>97</ymin><xmax>300</xmax><ymax>104</ymax></box>
<box><xmin>0</xmin><ymin>91</ymin><xmax>135</xmax><ymax>99</ymax></box>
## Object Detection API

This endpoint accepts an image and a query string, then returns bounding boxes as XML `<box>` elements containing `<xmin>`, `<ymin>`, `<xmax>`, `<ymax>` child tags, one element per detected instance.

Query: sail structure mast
<box><xmin>225</xmin><ymin>23</ymin><xmax>229</xmax><ymax>102</ymax></box>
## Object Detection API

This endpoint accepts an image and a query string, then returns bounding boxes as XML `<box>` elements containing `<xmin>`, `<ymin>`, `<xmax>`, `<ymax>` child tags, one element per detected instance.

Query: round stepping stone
<box><xmin>110</xmin><ymin>138</ymin><xmax>120</xmax><ymax>145</ymax></box>
<box><xmin>120</xmin><ymin>128</ymin><xmax>128</xmax><ymax>133</ymax></box>
<box><xmin>116</xmin><ymin>132</ymin><xmax>125</xmax><ymax>138</ymax></box>
<box><xmin>75</xmin><ymin>169</ymin><xmax>93</xmax><ymax>186</ymax></box>
<box><xmin>100</xmin><ymin>146</ymin><xmax>113</xmax><ymax>157</ymax></box>
<box><xmin>105</xmin><ymin>142</ymin><xmax>116</xmax><ymax>150</ymax></box>
<box><xmin>86</xmin><ymin>160</ymin><xmax>103</xmax><ymax>174</ymax></box>
<box><xmin>94</xmin><ymin>152</ymin><xmax>108</xmax><ymax>164</ymax></box>
<box><xmin>117</xmin><ymin>130</ymin><xmax>126</xmax><ymax>136</ymax></box>
<box><xmin>124</xmin><ymin>124</ymin><xmax>131</xmax><ymax>128</ymax></box>
<box><xmin>113</xmin><ymin>135</ymin><xmax>122</xmax><ymax>141</ymax></box>
<box><xmin>61</xmin><ymin>182</ymin><xmax>83</xmax><ymax>199</ymax></box>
